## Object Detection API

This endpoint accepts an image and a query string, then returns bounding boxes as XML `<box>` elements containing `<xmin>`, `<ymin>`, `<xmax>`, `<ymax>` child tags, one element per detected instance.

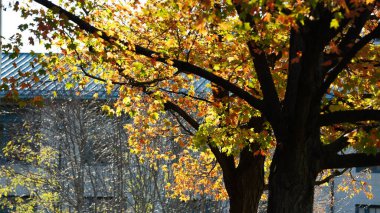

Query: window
<box><xmin>356</xmin><ymin>205</ymin><xmax>380</xmax><ymax>213</ymax></box>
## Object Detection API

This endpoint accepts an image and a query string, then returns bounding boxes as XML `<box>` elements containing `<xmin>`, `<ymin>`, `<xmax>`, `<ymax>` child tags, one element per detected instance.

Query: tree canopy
<box><xmin>2</xmin><ymin>0</ymin><xmax>380</xmax><ymax>212</ymax></box>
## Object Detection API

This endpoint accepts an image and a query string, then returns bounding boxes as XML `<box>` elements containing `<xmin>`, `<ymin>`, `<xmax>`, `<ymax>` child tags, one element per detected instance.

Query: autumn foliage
<box><xmin>2</xmin><ymin>0</ymin><xmax>380</xmax><ymax>212</ymax></box>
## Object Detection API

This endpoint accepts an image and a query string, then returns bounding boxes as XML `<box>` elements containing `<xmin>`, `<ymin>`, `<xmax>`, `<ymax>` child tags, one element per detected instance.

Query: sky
<box><xmin>1</xmin><ymin>0</ymin><xmax>146</xmax><ymax>53</ymax></box>
<box><xmin>1</xmin><ymin>0</ymin><xmax>46</xmax><ymax>52</ymax></box>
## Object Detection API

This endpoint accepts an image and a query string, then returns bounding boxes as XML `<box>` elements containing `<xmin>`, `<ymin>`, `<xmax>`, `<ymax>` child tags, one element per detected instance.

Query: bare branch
<box><xmin>78</xmin><ymin>63</ymin><xmax>123</xmax><ymax>85</ymax></box>
<box><xmin>315</xmin><ymin>168</ymin><xmax>349</xmax><ymax>185</ymax></box>
<box><xmin>74</xmin><ymin>51</ymin><xmax>125</xmax><ymax>86</ymax></box>
<box><xmin>76</xmin><ymin>52</ymin><xmax>166</xmax><ymax>87</ymax></box>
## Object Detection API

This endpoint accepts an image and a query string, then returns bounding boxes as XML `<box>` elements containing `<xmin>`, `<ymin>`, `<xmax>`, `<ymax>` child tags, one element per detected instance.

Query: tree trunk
<box><xmin>267</xmin><ymin>131</ymin><xmax>320</xmax><ymax>213</ymax></box>
<box><xmin>266</xmin><ymin>24</ymin><xmax>325</xmax><ymax>212</ymax></box>
<box><xmin>267</xmin><ymin>154</ymin><xmax>317</xmax><ymax>212</ymax></box>
<box><xmin>228</xmin><ymin>174</ymin><xmax>263</xmax><ymax>213</ymax></box>
<box><xmin>221</xmin><ymin>148</ymin><xmax>265</xmax><ymax>213</ymax></box>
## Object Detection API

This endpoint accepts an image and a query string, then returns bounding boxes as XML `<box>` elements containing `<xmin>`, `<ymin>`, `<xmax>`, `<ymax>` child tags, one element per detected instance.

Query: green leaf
<box><xmin>44</xmin><ymin>43</ymin><xmax>52</xmax><ymax>49</ymax></box>
<box><xmin>67</xmin><ymin>43</ymin><xmax>77</xmax><ymax>50</ymax></box>
<box><xmin>38</xmin><ymin>69</ymin><xmax>46</xmax><ymax>75</ymax></box>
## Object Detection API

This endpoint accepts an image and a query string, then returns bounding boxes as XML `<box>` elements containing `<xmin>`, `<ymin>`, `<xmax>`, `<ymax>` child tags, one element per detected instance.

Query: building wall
<box><xmin>335</xmin><ymin>172</ymin><xmax>380</xmax><ymax>213</ymax></box>
<box><xmin>320</xmin><ymin>169</ymin><xmax>380</xmax><ymax>213</ymax></box>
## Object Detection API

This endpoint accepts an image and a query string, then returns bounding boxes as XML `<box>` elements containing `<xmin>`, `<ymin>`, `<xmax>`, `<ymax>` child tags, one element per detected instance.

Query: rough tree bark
<box><xmin>266</xmin><ymin>19</ymin><xmax>326</xmax><ymax>212</ymax></box>
<box><xmin>267</xmin><ymin>135</ymin><xmax>320</xmax><ymax>213</ymax></box>
<box><xmin>213</xmin><ymin>146</ymin><xmax>265</xmax><ymax>213</ymax></box>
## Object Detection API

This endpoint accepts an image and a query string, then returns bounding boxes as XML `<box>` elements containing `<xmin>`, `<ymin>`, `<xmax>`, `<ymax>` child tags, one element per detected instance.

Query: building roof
<box><xmin>0</xmin><ymin>53</ymin><xmax>210</xmax><ymax>101</ymax></box>
<box><xmin>0</xmin><ymin>53</ymin><xmax>117</xmax><ymax>100</ymax></box>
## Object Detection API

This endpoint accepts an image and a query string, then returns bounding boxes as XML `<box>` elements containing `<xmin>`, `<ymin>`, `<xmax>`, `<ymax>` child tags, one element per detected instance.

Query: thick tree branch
<box><xmin>163</xmin><ymin>100</ymin><xmax>236</xmax><ymax>179</ymax></box>
<box><xmin>337</xmin><ymin>9</ymin><xmax>372</xmax><ymax>49</ymax></box>
<box><xmin>241</xmin><ymin>116</ymin><xmax>265</xmax><ymax>130</ymax></box>
<box><xmin>169</xmin><ymin>111</ymin><xmax>194</xmax><ymax>135</ymax></box>
<box><xmin>159</xmin><ymin>88</ymin><xmax>212</xmax><ymax>104</ymax></box>
<box><xmin>322</xmin><ymin>6</ymin><xmax>372</xmax><ymax>75</ymax></box>
<box><xmin>323</xmin><ymin>124</ymin><xmax>379</xmax><ymax>154</ymax></box>
<box><xmin>247</xmin><ymin>42</ymin><xmax>282</xmax><ymax>122</ymax></box>
<box><xmin>319</xmin><ymin>109</ymin><xmax>380</xmax><ymax>126</ymax></box>
<box><xmin>322</xmin><ymin>134</ymin><xmax>350</xmax><ymax>154</ymax></box>
<box><xmin>34</xmin><ymin>0</ymin><xmax>263</xmax><ymax>110</ymax></box>
<box><xmin>209</xmin><ymin>144</ymin><xmax>236</xmax><ymax>180</ymax></box>
<box><xmin>320</xmin><ymin>24</ymin><xmax>380</xmax><ymax>97</ymax></box>
<box><xmin>171</xmin><ymin>61</ymin><xmax>263</xmax><ymax>110</ymax></box>
<box><xmin>283</xmin><ymin>29</ymin><xmax>303</xmax><ymax>120</ymax></box>
<box><xmin>233</xmin><ymin>3</ymin><xmax>282</xmax><ymax>123</ymax></box>
<box><xmin>323</xmin><ymin>152</ymin><xmax>380</xmax><ymax>169</ymax></box>
<box><xmin>163</xmin><ymin>101</ymin><xmax>199</xmax><ymax>130</ymax></box>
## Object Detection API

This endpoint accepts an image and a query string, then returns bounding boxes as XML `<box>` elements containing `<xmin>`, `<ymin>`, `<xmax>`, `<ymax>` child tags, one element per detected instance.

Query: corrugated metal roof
<box><xmin>0</xmin><ymin>53</ymin><xmax>210</xmax><ymax>101</ymax></box>
<box><xmin>0</xmin><ymin>53</ymin><xmax>118</xmax><ymax>100</ymax></box>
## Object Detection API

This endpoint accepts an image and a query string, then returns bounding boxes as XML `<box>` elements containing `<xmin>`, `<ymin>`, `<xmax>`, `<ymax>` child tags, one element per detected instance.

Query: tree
<box><xmin>4</xmin><ymin>0</ymin><xmax>380</xmax><ymax>212</ymax></box>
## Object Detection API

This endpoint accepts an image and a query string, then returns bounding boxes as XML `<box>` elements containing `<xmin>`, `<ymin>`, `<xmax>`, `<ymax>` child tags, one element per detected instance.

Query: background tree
<box><xmin>0</xmin><ymin>99</ymin><xmax>228</xmax><ymax>212</ymax></box>
<box><xmin>3</xmin><ymin>0</ymin><xmax>380</xmax><ymax>212</ymax></box>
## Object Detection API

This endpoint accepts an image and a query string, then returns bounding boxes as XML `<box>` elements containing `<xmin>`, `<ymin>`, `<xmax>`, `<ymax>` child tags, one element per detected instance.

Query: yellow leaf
<box><xmin>330</xmin><ymin>19</ymin><xmax>339</xmax><ymax>29</ymax></box>
<box><xmin>213</xmin><ymin>64</ymin><xmax>220</xmax><ymax>71</ymax></box>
